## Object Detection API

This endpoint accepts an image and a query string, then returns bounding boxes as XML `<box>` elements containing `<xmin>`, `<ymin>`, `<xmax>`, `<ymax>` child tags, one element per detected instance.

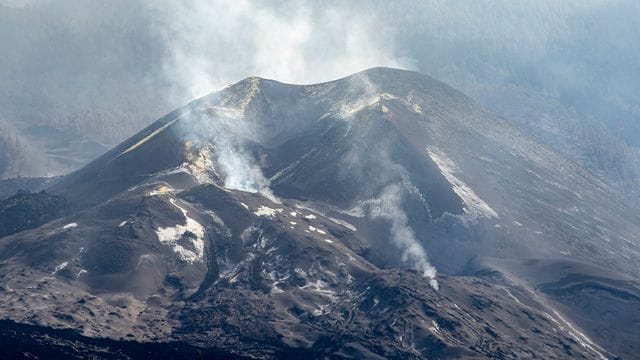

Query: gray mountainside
<box><xmin>1</xmin><ymin>68</ymin><xmax>639</xmax><ymax>359</ymax></box>
<box><xmin>366</xmin><ymin>0</ymin><xmax>640</xmax><ymax>201</ymax></box>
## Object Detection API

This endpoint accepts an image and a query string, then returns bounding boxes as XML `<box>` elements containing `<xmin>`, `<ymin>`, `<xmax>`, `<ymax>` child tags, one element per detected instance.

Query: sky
<box><xmin>2</xmin><ymin>0</ymin><xmax>637</xmax><ymax>109</ymax></box>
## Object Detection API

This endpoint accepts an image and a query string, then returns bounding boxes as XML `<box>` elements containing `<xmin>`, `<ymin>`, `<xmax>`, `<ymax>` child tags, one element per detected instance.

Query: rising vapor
<box><xmin>363</xmin><ymin>184</ymin><xmax>439</xmax><ymax>290</ymax></box>
<box><xmin>146</xmin><ymin>0</ymin><xmax>406</xmax><ymax>101</ymax></box>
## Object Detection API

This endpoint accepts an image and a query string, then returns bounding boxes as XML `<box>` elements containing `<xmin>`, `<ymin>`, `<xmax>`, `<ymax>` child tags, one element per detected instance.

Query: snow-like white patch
<box><xmin>52</xmin><ymin>261</ymin><xmax>68</xmax><ymax>275</ymax></box>
<box><xmin>290</xmin><ymin>211</ymin><xmax>298</xmax><ymax>217</ymax></box>
<box><xmin>324</xmin><ymin>239</ymin><xmax>334</xmax><ymax>244</ymax></box>
<box><xmin>155</xmin><ymin>145</ymin><xmax>216</xmax><ymax>185</ymax></box>
<box><xmin>544</xmin><ymin>311</ymin><xmax>608</xmax><ymax>360</ymax></box>
<box><xmin>186</xmin><ymin>145</ymin><xmax>216</xmax><ymax>184</ymax></box>
<box><xmin>119</xmin><ymin>221</ymin><xmax>127</xmax><ymax>227</ymax></box>
<box><xmin>76</xmin><ymin>269</ymin><xmax>87</xmax><ymax>279</ymax></box>
<box><xmin>501</xmin><ymin>287</ymin><xmax>521</xmax><ymax>304</ymax></box>
<box><xmin>119</xmin><ymin>118</ymin><xmax>179</xmax><ymax>157</ymax></box>
<box><xmin>429</xmin><ymin>320</ymin><xmax>442</xmax><ymax>336</ymax></box>
<box><xmin>307</xmin><ymin>225</ymin><xmax>327</xmax><ymax>235</ymax></box>
<box><xmin>254</xmin><ymin>205</ymin><xmax>280</xmax><ymax>217</ymax></box>
<box><xmin>294</xmin><ymin>205</ymin><xmax>356</xmax><ymax>231</ymax></box>
<box><xmin>372</xmin><ymin>297</ymin><xmax>379</xmax><ymax>307</ymax></box>
<box><xmin>290</xmin><ymin>221</ymin><xmax>297</xmax><ymax>225</ymax></box>
<box><xmin>148</xmin><ymin>185</ymin><xmax>173</xmax><ymax>196</ymax></box>
<box><xmin>294</xmin><ymin>267</ymin><xmax>307</xmax><ymax>276</ymax></box>
<box><xmin>313</xmin><ymin>304</ymin><xmax>330</xmax><ymax>316</ymax></box>
<box><xmin>335</xmin><ymin>93</ymin><xmax>399</xmax><ymax>119</ymax></box>
<box><xmin>62</xmin><ymin>223</ymin><xmax>78</xmax><ymax>230</ymax></box>
<box><xmin>301</xmin><ymin>279</ymin><xmax>337</xmax><ymax>301</ymax></box>
<box><xmin>327</xmin><ymin>217</ymin><xmax>357</xmax><ymax>232</ymax></box>
<box><xmin>427</xmin><ymin>148</ymin><xmax>499</xmax><ymax>219</ymax></box>
<box><xmin>404</xmin><ymin>93</ymin><xmax>424</xmax><ymax>114</ymax></box>
<box><xmin>240</xmin><ymin>202</ymin><xmax>249</xmax><ymax>210</ymax></box>
<box><xmin>155</xmin><ymin>199</ymin><xmax>205</xmax><ymax>263</ymax></box>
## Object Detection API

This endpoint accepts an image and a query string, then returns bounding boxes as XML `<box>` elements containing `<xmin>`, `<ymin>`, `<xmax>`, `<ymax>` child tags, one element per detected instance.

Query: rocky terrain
<box><xmin>0</xmin><ymin>68</ymin><xmax>638</xmax><ymax>359</ymax></box>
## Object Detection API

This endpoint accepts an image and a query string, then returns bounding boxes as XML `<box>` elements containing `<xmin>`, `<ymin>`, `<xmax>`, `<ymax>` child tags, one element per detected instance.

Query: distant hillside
<box><xmin>0</xmin><ymin>1</ymin><xmax>171</xmax><ymax>179</ymax></box>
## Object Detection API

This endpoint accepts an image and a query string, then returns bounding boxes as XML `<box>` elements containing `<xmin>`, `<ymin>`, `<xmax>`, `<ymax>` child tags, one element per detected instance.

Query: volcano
<box><xmin>1</xmin><ymin>68</ymin><xmax>639</xmax><ymax>359</ymax></box>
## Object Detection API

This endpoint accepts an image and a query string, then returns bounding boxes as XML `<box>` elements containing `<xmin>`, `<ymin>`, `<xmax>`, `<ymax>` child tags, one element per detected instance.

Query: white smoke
<box><xmin>215</xmin><ymin>143</ymin><xmax>264</xmax><ymax>193</ymax></box>
<box><xmin>150</xmin><ymin>1</ymin><xmax>437</xmax><ymax>284</ymax></box>
<box><xmin>177</xmin><ymin>105</ymin><xmax>278</xmax><ymax>201</ymax></box>
<box><xmin>152</xmin><ymin>0</ymin><xmax>408</xmax><ymax>203</ymax></box>
<box><xmin>363</xmin><ymin>184</ymin><xmax>439</xmax><ymax>290</ymax></box>
<box><xmin>146</xmin><ymin>0</ymin><xmax>407</xmax><ymax>102</ymax></box>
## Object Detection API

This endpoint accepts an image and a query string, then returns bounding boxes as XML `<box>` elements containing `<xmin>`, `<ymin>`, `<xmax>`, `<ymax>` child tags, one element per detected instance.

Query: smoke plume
<box><xmin>363</xmin><ymin>184</ymin><xmax>439</xmax><ymax>290</ymax></box>
<box><xmin>145</xmin><ymin>0</ymin><xmax>406</xmax><ymax>102</ymax></box>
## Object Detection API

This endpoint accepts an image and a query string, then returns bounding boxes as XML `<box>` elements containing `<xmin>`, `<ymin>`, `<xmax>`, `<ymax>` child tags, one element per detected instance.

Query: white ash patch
<box><xmin>334</xmin><ymin>92</ymin><xmax>399</xmax><ymax>119</ymax></box>
<box><xmin>52</xmin><ymin>261</ymin><xmax>69</xmax><ymax>275</ymax></box>
<box><xmin>62</xmin><ymin>223</ymin><xmax>78</xmax><ymax>230</ymax></box>
<box><xmin>501</xmin><ymin>287</ymin><xmax>521</xmax><ymax>304</ymax></box>
<box><xmin>254</xmin><ymin>205</ymin><xmax>281</xmax><ymax>217</ymax></box>
<box><xmin>186</xmin><ymin>145</ymin><xmax>217</xmax><ymax>184</ymax></box>
<box><xmin>308</xmin><ymin>225</ymin><xmax>326</xmax><ymax>235</ymax></box>
<box><xmin>544</xmin><ymin>311</ymin><xmax>608</xmax><ymax>360</ymax></box>
<box><xmin>293</xmin><ymin>204</ymin><xmax>356</xmax><ymax>231</ymax></box>
<box><xmin>294</xmin><ymin>268</ymin><xmax>308</xmax><ymax>277</ymax></box>
<box><xmin>156</xmin><ymin>145</ymin><xmax>216</xmax><ymax>185</ymax></box>
<box><xmin>300</xmin><ymin>279</ymin><xmax>337</xmax><ymax>302</ymax></box>
<box><xmin>327</xmin><ymin>216</ymin><xmax>357</xmax><ymax>232</ymax></box>
<box><xmin>155</xmin><ymin>199</ymin><xmax>205</xmax><ymax>263</ymax></box>
<box><xmin>427</xmin><ymin>147</ymin><xmax>498</xmax><ymax>219</ymax></box>
<box><xmin>402</xmin><ymin>92</ymin><xmax>425</xmax><ymax>115</ymax></box>
<box><xmin>429</xmin><ymin>320</ymin><xmax>442</xmax><ymax>336</ymax></box>
<box><xmin>75</xmin><ymin>269</ymin><xmax>87</xmax><ymax>279</ymax></box>
<box><xmin>148</xmin><ymin>185</ymin><xmax>173</xmax><ymax>196</ymax></box>
<box><xmin>119</xmin><ymin>118</ymin><xmax>179</xmax><ymax>157</ymax></box>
